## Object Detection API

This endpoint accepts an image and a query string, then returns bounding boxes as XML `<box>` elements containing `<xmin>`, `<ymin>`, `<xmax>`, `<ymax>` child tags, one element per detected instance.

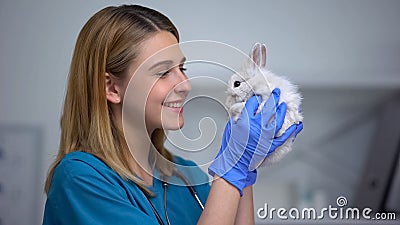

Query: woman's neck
<box><xmin>125</xmin><ymin>125</ymin><xmax>155</xmax><ymax>185</ymax></box>
<box><xmin>128</xmin><ymin>156</ymin><xmax>154</xmax><ymax>186</ymax></box>
<box><xmin>113</xmin><ymin>105</ymin><xmax>154</xmax><ymax>185</ymax></box>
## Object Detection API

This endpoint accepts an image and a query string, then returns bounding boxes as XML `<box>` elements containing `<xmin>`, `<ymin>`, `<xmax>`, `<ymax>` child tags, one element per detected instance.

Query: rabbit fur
<box><xmin>225</xmin><ymin>43</ymin><xmax>303</xmax><ymax>167</ymax></box>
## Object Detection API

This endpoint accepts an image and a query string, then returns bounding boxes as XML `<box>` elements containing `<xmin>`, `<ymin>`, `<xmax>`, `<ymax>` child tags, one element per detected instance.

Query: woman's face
<box><xmin>122</xmin><ymin>31</ymin><xmax>191</xmax><ymax>133</ymax></box>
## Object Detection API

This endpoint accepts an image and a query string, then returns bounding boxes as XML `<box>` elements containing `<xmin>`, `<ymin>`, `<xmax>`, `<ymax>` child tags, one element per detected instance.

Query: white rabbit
<box><xmin>226</xmin><ymin>43</ymin><xmax>303</xmax><ymax>166</ymax></box>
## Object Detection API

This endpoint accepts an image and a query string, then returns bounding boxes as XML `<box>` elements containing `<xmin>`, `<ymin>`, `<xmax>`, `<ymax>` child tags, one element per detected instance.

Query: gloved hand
<box><xmin>244</xmin><ymin>120</ymin><xmax>303</xmax><ymax>188</ymax></box>
<box><xmin>209</xmin><ymin>88</ymin><xmax>279</xmax><ymax>195</ymax></box>
<box><xmin>209</xmin><ymin>88</ymin><xmax>303</xmax><ymax>195</ymax></box>
<box><xmin>217</xmin><ymin>105</ymin><xmax>278</xmax><ymax>190</ymax></box>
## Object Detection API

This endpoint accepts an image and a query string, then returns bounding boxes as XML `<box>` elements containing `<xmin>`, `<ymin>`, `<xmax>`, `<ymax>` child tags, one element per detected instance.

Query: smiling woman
<box><xmin>121</xmin><ymin>32</ymin><xmax>191</xmax><ymax>133</ymax></box>
<box><xmin>43</xmin><ymin>4</ymin><xmax>180</xmax><ymax>196</ymax></box>
<box><xmin>42</xmin><ymin>4</ymin><xmax>302</xmax><ymax>225</ymax></box>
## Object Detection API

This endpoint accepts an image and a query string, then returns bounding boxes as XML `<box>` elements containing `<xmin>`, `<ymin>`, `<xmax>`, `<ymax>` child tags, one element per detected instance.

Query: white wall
<box><xmin>0</xmin><ymin>0</ymin><xmax>399</xmax><ymax>224</ymax></box>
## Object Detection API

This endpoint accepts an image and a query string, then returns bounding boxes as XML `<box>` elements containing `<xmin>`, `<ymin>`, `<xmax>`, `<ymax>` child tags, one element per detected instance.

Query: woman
<box><xmin>42</xmin><ymin>5</ymin><xmax>302</xmax><ymax>225</ymax></box>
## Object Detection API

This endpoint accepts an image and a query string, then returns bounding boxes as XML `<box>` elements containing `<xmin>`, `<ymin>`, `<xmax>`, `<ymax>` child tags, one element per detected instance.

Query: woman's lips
<box><xmin>162</xmin><ymin>100</ymin><xmax>184</xmax><ymax>114</ymax></box>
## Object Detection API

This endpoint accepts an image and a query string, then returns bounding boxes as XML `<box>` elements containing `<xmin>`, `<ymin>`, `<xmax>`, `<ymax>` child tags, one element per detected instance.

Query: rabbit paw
<box><xmin>230</xmin><ymin>101</ymin><xmax>246</xmax><ymax>122</ymax></box>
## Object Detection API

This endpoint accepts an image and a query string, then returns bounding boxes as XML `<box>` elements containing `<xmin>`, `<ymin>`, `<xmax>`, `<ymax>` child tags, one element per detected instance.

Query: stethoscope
<box><xmin>143</xmin><ymin>170</ymin><xmax>205</xmax><ymax>225</ymax></box>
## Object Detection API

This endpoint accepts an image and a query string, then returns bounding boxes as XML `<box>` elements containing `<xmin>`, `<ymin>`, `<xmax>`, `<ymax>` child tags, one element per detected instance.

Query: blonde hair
<box><xmin>44</xmin><ymin>5</ymin><xmax>179</xmax><ymax>195</ymax></box>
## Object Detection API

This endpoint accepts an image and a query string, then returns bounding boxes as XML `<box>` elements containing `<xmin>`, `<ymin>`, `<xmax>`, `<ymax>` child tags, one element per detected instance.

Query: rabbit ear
<box><xmin>250</xmin><ymin>43</ymin><xmax>267</xmax><ymax>69</ymax></box>
<box><xmin>261</xmin><ymin>44</ymin><xmax>267</xmax><ymax>68</ymax></box>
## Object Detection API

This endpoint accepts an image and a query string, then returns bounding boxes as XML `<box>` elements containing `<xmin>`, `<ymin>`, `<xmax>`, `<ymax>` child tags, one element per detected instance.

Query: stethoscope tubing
<box><xmin>145</xmin><ymin>171</ymin><xmax>205</xmax><ymax>225</ymax></box>
<box><xmin>172</xmin><ymin>170</ymin><xmax>205</xmax><ymax>210</ymax></box>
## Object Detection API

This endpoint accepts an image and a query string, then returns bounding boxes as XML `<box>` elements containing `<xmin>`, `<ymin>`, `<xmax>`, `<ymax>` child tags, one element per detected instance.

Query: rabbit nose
<box><xmin>234</xmin><ymin>81</ymin><xmax>241</xmax><ymax>87</ymax></box>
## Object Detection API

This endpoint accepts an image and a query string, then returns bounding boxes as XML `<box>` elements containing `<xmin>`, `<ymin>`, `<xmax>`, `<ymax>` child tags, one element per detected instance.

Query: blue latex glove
<box><xmin>244</xmin><ymin>120</ymin><xmax>303</xmax><ymax>187</ymax></box>
<box><xmin>209</xmin><ymin>89</ymin><xmax>279</xmax><ymax>195</ymax></box>
<box><xmin>222</xmin><ymin>100</ymin><xmax>289</xmax><ymax>188</ymax></box>
<box><xmin>209</xmin><ymin>88</ymin><xmax>303</xmax><ymax>195</ymax></box>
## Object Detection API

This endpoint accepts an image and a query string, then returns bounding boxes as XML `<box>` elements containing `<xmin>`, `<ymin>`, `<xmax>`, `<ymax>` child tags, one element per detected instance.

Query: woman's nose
<box><xmin>174</xmin><ymin>69</ymin><xmax>192</xmax><ymax>94</ymax></box>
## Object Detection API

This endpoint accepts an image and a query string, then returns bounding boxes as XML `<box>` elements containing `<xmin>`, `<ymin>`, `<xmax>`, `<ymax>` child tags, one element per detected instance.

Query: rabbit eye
<box><xmin>233</xmin><ymin>81</ymin><xmax>241</xmax><ymax>87</ymax></box>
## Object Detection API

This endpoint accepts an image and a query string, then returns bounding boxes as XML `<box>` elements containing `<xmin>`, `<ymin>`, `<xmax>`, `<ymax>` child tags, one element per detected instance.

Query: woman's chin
<box><xmin>161</xmin><ymin>119</ymin><xmax>184</xmax><ymax>130</ymax></box>
<box><xmin>160</xmin><ymin>112</ymin><xmax>185</xmax><ymax>130</ymax></box>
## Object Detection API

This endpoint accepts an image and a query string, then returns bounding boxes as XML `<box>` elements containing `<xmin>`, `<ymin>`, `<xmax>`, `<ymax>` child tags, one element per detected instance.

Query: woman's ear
<box><xmin>105</xmin><ymin>72</ymin><xmax>121</xmax><ymax>104</ymax></box>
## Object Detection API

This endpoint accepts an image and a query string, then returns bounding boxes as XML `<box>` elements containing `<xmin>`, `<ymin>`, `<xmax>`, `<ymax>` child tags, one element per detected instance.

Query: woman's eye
<box><xmin>156</xmin><ymin>67</ymin><xmax>187</xmax><ymax>78</ymax></box>
<box><xmin>156</xmin><ymin>70</ymin><xmax>170</xmax><ymax>77</ymax></box>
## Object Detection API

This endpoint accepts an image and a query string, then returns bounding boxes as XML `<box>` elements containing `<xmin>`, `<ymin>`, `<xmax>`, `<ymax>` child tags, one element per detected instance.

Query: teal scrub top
<box><xmin>42</xmin><ymin>151</ymin><xmax>210</xmax><ymax>225</ymax></box>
